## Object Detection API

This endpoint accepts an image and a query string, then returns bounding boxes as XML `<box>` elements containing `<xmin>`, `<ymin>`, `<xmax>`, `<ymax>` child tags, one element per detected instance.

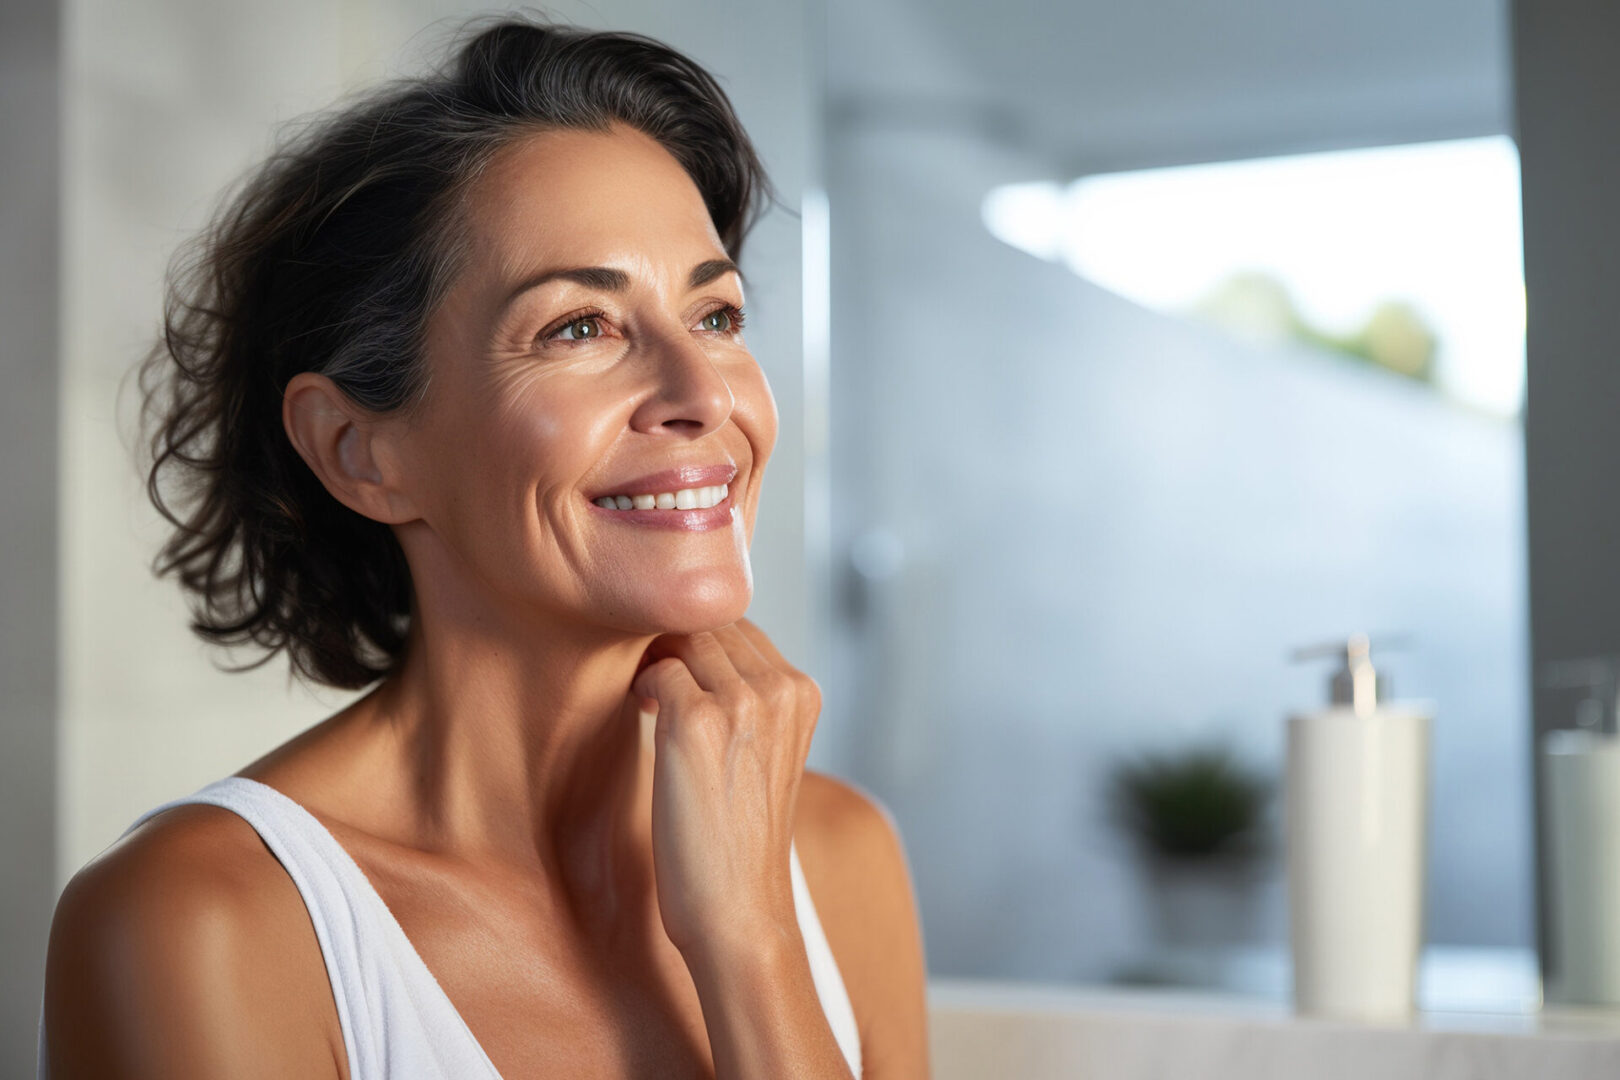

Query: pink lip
<box><xmin>585</xmin><ymin>463</ymin><xmax>738</xmax><ymax>501</ymax></box>
<box><xmin>583</xmin><ymin>463</ymin><xmax>741</xmax><ymax>533</ymax></box>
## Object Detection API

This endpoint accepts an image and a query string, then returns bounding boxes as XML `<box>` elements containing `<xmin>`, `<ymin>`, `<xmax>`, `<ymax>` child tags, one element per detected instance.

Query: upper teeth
<box><xmin>593</xmin><ymin>484</ymin><xmax>730</xmax><ymax>511</ymax></box>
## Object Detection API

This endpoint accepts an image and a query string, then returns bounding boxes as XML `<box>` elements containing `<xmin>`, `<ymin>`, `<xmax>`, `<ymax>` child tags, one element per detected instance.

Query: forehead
<box><xmin>458</xmin><ymin>124</ymin><xmax>727</xmax><ymax>282</ymax></box>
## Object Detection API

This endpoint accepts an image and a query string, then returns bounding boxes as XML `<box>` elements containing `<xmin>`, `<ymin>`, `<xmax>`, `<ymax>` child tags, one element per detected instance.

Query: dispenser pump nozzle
<box><xmin>1293</xmin><ymin>633</ymin><xmax>1402</xmax><ymax>718</ymax></box>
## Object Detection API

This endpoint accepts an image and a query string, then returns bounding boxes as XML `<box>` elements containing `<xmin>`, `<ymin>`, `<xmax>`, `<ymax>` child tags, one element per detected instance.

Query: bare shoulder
<box><xmin>795</xmin><ymin>769</ymin><xmax>932</xmax><ymax>1079</ymax></box>
<box><xmin>794</xmin><ymin>769</ymin><xmax>914</xmax><ymax>902</ymax></box>
<box><xmin>43</xmin><ymin>803</ymin><xmax>345</xmax><ymax>1079</ymax></box>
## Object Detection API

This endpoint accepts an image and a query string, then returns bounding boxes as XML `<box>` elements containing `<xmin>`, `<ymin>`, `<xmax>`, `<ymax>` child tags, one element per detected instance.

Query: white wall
<box><xmin>58</xmin><ymin>0</ymin><xmax>819</xmax><ymax>874</ymax></box>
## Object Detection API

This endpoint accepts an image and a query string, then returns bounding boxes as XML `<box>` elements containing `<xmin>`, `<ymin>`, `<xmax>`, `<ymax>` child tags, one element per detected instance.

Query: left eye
<box><xmin>557</xmin><ymin>317</ymin><xmax>603</xmax><ymax>341</ymax></box>
<box><xmin>700</xmin><ymin>309</ymin><xmax>733</xmax><ymax>332</ymax></box>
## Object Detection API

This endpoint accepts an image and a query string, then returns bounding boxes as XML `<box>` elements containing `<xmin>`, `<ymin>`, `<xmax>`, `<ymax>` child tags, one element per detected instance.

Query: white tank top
<box><xmin>38</xmin><ymin>776</ymin><xmax>862</xmax><ymax>1079</ymax></box>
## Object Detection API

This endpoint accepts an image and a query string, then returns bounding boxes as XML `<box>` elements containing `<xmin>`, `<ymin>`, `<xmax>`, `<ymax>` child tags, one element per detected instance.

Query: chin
<box><xmin>608</xmin><ymin>569</ymin><xmax>753</xmax><ymax>636</ymax></box>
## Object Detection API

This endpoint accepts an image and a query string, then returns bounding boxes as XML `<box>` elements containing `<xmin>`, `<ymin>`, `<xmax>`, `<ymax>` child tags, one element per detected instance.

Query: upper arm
<box><xmin>42</xmin><ymin>806</ymin><xmax>345</xmax><ymax>1080</ymax></box>
<box><xmin>795</xmin><ymin>770</ymin><xmax>931</xmax><ymax>1080</ymax></box>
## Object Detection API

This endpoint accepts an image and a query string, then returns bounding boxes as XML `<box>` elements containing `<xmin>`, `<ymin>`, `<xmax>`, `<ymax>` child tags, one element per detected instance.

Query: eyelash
<box><xmin>539</xmin><ymin>303</ymin><xmax>749</xmax><ymax>346</ymax></box>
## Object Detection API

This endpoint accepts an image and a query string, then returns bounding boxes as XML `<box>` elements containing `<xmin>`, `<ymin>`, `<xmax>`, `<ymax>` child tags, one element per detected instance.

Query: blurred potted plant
<box><xmin>1107</xmin><ymin>742</ymin><xmax>1276</xmax><ymax>950</ymax></box>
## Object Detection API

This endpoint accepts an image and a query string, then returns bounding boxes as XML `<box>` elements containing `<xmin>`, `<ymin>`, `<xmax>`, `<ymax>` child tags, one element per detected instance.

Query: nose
<box><xmin>627</xmin><ymin>324</ymin><xmax>735</xmax><ymax>436</ymax></box>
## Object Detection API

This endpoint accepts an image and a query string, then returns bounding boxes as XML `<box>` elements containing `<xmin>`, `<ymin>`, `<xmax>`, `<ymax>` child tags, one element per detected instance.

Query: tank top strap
<box><xmin>791</xmin><ymin>842</ymin><xmax>864</xmax><ymax>1078</ymax></box>
<box><xmin>124</xmin><ymin>776</ymin><xmax>502</xmax><ymax>1080</ymax></box>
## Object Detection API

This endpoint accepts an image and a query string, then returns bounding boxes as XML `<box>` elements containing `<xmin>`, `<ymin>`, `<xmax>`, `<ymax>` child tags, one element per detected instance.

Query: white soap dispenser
<box><xmin>1287</xmin><ymin>634</ymin><xmax>1432</xmax><ymax>1021</ymax></box>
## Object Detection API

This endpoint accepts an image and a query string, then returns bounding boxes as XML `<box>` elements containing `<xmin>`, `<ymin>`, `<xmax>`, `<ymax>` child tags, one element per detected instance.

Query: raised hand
<box><xmin>630</xmin><ymin>618</ymin><xmax>822</xmax><ymax>958</ymax></box>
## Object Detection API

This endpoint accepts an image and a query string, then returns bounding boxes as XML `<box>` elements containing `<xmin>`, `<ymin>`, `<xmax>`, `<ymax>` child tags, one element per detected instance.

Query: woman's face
<box><xmin>390</xmin><ymin>123</ymin><xmax>776</xmax><ymax>637</ymax></box>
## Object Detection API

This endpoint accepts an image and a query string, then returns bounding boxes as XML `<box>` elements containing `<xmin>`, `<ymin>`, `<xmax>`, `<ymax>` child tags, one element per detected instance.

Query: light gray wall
<box><xmin>825</xmin><ymin>118</ymin><xmax>1531</xmax><ymax>981</ymax></box>
<box><xmin>1512</xmin><ymin>0</ymin><xmax>1620</xmax><ymax>988</ymax></box>
<box><xmin>0</xmin><ymin>2</ymin><xmax>60</xmax><ymax>1069</ymax></box>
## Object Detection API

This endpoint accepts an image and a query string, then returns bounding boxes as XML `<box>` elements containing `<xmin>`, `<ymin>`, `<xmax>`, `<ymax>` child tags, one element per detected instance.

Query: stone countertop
<box><xmin>926</xmin><ymin>975</ymin><xmax>1620</xmax><ymax>1080</ymax></box>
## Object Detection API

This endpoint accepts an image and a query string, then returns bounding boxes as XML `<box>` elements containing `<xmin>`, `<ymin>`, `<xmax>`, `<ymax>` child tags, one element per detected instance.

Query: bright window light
<box><xmin>982</xmin><ymin>137</ymin><xmax>1526</xmax><ymax>416</ymax></box>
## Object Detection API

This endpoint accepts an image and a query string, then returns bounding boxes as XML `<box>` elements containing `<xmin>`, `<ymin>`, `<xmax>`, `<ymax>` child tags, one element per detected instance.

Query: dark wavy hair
<box><xmin>139</xmin><ymin>15</ymin><xmax>775</xmax><ymax>689</ymax></box>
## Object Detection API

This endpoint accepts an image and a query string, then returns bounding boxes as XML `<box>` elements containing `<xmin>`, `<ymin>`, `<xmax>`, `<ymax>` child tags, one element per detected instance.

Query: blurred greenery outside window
<box><xmin>982</xmin><ymin>136</ymin><xmax>1525</xmax><ymax>417</ymax></box>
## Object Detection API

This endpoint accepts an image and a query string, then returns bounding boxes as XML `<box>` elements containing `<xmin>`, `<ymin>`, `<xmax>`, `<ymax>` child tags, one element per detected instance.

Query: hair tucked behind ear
<box><xmin>140</xmin><ymin>15</ymin><xmax>775</xmax><ymax>689</ymax></box>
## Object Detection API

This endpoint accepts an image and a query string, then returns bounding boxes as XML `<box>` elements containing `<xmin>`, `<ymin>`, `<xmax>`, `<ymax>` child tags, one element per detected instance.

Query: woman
<box><xmin>40</xmin><ymin>17</ymin><xmax>929</xmax><ymax>1079</ymax></box>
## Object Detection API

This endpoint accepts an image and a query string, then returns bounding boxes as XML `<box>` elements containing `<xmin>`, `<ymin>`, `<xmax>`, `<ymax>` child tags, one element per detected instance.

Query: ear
<box><xmin>282</xmin><ymin>372</ymin><xmax>418</xmax><ymax>525</ymax></box>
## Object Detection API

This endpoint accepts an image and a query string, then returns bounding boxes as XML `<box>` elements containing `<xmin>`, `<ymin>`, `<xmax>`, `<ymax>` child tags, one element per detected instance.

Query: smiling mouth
<box><xmin>591</xmin><ymin>483</ymin><xmax>730</xmax><ymax>511</ymax></box>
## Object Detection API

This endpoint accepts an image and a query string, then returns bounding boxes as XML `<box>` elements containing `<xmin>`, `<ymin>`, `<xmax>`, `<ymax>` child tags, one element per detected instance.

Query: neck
<box><xmin>343</xmin><ymin>586</ymin><xmax>663</xmax><ymax>930</ymax></box>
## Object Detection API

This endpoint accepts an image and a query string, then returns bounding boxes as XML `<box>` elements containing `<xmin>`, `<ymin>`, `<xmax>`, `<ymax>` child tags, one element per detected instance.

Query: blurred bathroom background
<box><xmin>13</xmin><ymin>0</ymin><xmax>1619</xmax><ymax>1071</ymax></box>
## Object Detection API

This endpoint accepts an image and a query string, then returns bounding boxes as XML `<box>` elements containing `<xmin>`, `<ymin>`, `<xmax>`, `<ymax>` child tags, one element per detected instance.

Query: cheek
<box><xmin>727</xmin><ymin>363</ymin><xmax>778</xmax><ymax>546</ymax></box>
<box><xmin>488</xmin><ymin>371</ymin><xmax>627</xmax><ymax>477</ymax></box>
<box><xmin>733</xmin><ymin>363</ymin><xmax>779</xmax><ymax>468</ymax></box>
<box><xmin>409</xmin><ymin>377</ymin><xmax>609</xmax><ymax>547</ymax></box>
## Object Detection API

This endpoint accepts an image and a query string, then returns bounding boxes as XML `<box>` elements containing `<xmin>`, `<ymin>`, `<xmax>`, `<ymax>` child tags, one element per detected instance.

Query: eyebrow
<box><xmin>502</xmin><ymin>258</ymin><xmax>743</xmax><ymax>309</ymax></box>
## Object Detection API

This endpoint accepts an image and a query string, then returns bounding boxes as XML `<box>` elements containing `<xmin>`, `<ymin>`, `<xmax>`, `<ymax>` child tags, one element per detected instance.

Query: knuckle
<box><xmin>761</xmin><ymin>671</ymin><xmax>796</xmax><ymax>704</ymax></box>
<box><xmin>712</xmin><ymin>686</ymin><xmax>746</xmax><ymax>717</ymax></box>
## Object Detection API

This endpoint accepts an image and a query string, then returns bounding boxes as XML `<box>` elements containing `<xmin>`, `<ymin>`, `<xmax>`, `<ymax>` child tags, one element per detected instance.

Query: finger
<box><xmin>635</xmin><ymin>636</ymin><xmax>670</xmax><ymax>678</ymax></box>
<box><xmin>640</xmin><ymin>632</ymin><xmax>685</xmax><ymax>666</ymax></box>
<box><xmin>733</xmin><ymin>618</ymin><xmax>793</xmax><ymax>670</ymax></box>
<box><xmin>632</xmin><ymin>655</ymin><xmax>705</xmax><ymax>707</ymax></box>
<box><xmin>711</xmin><ymin>622</ymin><xmax>774</xmax><ymax>677</ymax></box>
<box><xmin>655</xmin><ymin>632</ymin><xmax>741</xmax><ymax>694</ymax></box>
